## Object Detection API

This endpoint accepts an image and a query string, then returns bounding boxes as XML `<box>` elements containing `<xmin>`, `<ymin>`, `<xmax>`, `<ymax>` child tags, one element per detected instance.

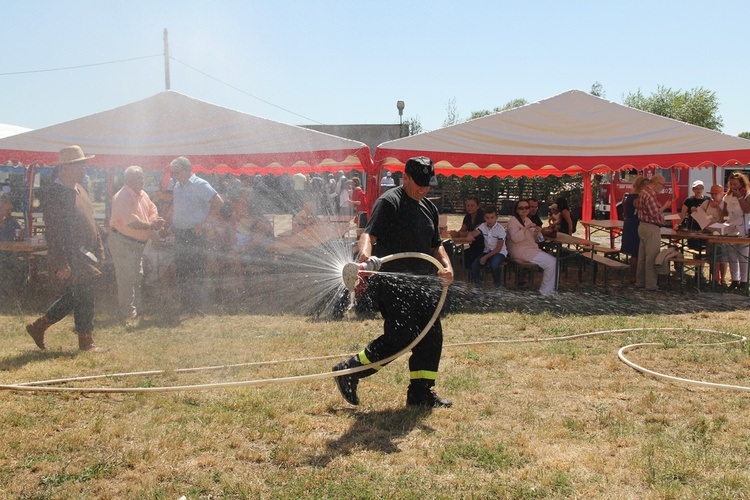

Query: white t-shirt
<box><xmin>724</xmin><ymin>193</ymin><xmax>750</xmax><ymax>235</ymax></box>
<box><xmin>339</xmin><ymin>189</ymin><xmax>351</xmax><ymax>214</ymax></box>
<box><xmin>477</xmin><ymin>221</ymin><xmax>508</xmax><ymax>257</ymax></box>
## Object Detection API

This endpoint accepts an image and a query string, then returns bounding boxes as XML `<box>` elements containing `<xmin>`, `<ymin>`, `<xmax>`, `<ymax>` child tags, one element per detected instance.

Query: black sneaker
<box><xmin>406</xmin><ymin>387</ymin><xmax>452</xmax><ymax>408</ymax></box>
<box><xmin>332</xmin><ymin>360</ymin><xmax>360</xmax><ymax>405</ymax></box>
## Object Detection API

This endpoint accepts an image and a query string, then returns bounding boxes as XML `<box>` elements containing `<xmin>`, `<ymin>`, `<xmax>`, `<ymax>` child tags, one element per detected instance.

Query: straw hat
<box><xmin>53</xmin><ymin>145</ymin><xmax>94</xmax><ymax>166</ymax></box>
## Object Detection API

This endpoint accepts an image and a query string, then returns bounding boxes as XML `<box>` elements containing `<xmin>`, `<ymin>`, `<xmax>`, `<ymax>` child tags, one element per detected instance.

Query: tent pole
<box><xmin>163</xmin><ymin>29</ymin><xmax>171</xmax><ymax>90</ymax></box>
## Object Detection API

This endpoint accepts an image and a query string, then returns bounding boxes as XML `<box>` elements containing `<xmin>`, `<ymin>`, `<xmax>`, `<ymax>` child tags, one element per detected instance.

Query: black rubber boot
<box><xmin>407</xmin><ymin>381</ymin><xmax>452</xmax><ymax>408</ymax></box>
<box><xmin>332</xmin><ymin>356</ymin><xmax>362</xmax><ymax>405</ymax></box>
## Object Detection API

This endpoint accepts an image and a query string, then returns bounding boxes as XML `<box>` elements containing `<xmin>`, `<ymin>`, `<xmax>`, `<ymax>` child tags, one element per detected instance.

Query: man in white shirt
<box><xmin>380</xmin><ymin>171</ymin><xmax>395</xmax><ymax>186</ymax></box>
<box><xmin>467</xmin><ymin>206</ymin><xmax>507</xmax><ymax>290</ymax></box>
<box><xmin>170</xmin><ymin>156</ymin><xmax>224</xmax><ymax>313</ymax></box>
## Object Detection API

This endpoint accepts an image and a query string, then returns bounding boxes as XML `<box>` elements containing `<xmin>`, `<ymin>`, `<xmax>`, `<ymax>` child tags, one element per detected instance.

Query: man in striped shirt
<box><xmin>109</xmin><ymin>166</ymin><xmax>165</xmax><ymax>322</ymax></box>
<box><xmin>636</xmin><ymin>174</ymin><xmax>673</xmax><ymax>290</ymax></box>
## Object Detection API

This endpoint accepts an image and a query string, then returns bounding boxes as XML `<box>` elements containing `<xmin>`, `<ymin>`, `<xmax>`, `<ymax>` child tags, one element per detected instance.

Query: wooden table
<box><xmin>271</xmin><ymin>221</ymin><xmax>353</xmax><ymax>256</ymax></box>
<box><xmin>580</xmin><ymin>219</ymin><xmax>623</xmax><ymax>248</ymax></box>
<box><xmin>0</xmin><ymin>240</ymin><xmax>47</xmax><ymax>253</ymax></box>
<box><xmin>549</xmin><ymin>233</ymin><xmax>596</xmax><ymax>290</ymax></box>
<box><xmin>656</xmin><ymin>230</ymin><xmax>750</xmax><ymax>294</ymax></box>
<box><xmin>0</xmin><ymin>239</ymin><xmax>49</xmax><ymax>300</ymax></box>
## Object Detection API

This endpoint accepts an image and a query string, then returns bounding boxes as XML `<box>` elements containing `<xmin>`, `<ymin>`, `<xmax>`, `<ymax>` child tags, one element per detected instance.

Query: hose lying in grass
<box><xmin>1</xmin><ymin>254</ymin><xmax>747</xmax><ymax>393</ymax></box>
<box><xmin>0</xmin><ymin>252</ymin><xmax>449</xmax><ymax>394</ymax></box>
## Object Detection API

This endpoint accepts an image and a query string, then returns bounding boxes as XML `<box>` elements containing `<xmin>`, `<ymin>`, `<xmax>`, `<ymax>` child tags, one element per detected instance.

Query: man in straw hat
<box><xmin>636</xmin><ymin>174</ymin><xmax>673</xmax><ymax>291</ymax></box>
<box><xmin>26</xmin><ymin>145</ymin><xmax>105</xmax><ymax>351</ymax></box>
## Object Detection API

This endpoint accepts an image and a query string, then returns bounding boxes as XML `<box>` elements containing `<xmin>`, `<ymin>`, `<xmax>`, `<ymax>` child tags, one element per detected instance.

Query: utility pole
<box><xmin>163</xmin><ymin>28</ymin><xmax>171</xmax><ymax>90</ymax></box>
<box><xmin>397</xmin><ymin>100</ymin><xmax>405</xmax><ymax>137</ymax></box>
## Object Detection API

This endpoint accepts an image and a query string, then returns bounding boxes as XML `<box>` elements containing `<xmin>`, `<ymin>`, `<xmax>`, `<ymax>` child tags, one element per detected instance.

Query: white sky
<box><xmin>2</xmin><ymin>0</ymin><xmax>749</xmax><ymax>136</ymax></box>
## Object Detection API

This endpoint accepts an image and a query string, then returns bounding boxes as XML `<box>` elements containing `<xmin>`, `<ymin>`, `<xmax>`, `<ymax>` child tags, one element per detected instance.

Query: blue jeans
<box><xmin>174</xmin><ymin>228</ymin><xmax>208</xmax><ymax>311</ymax></box>
<box><xmin>472</xmin><ymin>252</ymin><xmax>506</xmax><ymax>288</ymax></box>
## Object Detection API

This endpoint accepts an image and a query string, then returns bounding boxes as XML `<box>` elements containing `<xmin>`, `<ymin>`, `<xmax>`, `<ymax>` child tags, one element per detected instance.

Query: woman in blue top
<box><xmin>620</xmin><ymin>176</ymin><xmax>647</xmax><ymax>283</ymax></box>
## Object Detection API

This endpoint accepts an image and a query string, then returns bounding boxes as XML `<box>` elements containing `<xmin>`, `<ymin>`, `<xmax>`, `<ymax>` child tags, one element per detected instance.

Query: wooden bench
<box><xmin>670</xmin><ymin>257</ymin><xmax>707</xmax><ymax>293</ymax></box>
<box><xmin>507</xmin><ymin>260</ymin><xmax>541</xmax><ymax>289</ymax></box>
<box><xmin>593</xmin><ymin>246</ymin><xmax>621</xmax><ymax>260</ymax></box>
<box><xmin>586</xmin><ymin>253</ymin><xmax>630</xmax><ymax>289</ymax></box>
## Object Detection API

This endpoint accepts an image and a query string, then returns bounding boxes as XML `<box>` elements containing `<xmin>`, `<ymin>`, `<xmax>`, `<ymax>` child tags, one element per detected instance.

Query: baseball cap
<box><xmin>404</xmin><ymin>156</ymin><xmax>434</xmax><ymax>187</ymax></box>
<box><xmin>692</xmin><ymin>180</ymin><xmax>704</xmax><ymax>188</ymax></box>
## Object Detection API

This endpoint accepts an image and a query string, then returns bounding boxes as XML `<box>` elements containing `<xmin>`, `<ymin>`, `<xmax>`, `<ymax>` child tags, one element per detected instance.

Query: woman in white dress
<box><xmin>722</xmin><ymin>172</ymin><xmax>750</xmax><ymax>290</ymax></box>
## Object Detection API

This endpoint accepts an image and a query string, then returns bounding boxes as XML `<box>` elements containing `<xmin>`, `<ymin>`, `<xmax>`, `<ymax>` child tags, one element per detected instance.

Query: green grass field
<box><xmin>1</xmin><ymin>281</ymin><xmax>750</xmax><ymax>498</ymax></box>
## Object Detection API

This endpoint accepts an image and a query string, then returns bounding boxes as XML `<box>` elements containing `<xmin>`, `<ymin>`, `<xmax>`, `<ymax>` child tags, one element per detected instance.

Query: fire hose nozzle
<box><xmin>342</xmin><ymin>256</ymin><xmax>383</xmax><ymax>294</ymax></box>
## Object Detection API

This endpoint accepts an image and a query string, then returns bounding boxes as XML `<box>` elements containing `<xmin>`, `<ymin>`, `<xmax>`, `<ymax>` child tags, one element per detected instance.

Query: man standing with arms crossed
<box><xmin>109</xmin><ymin>166</ymin><xmax>164</xmax><ymax>323</ymax></box>
<box><xmin>333</xmin><ymin>156</ymin><xmax>454</xmax><ymax>408</ymax></box>
<box><xmin>26</xmin><ymin>146</ymin><xmax>105</xmax><ymax>351</ymax></box>
<box><xmin>169</xmin><ymin>156</ymin><xmax>223</xmax><ymax>313</ymax></box>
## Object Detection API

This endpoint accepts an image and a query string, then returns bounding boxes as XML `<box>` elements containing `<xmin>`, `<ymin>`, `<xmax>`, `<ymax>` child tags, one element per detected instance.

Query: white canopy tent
<box><xmin>0</xmin><ymin>91</ymin><xmax>373</xmax><ymax>235</ymax></box>
<box><xmin>372</xmin><ymin>90</ymin><xmax>750</xmax><ymax>219</ymax></box>
<box><xmin>0</xmin><ymin>123</ymin><xmax>31</xmax><ymax>140</ymax></box>
<box><xmin>0</xmin><ymin>91</ymin><xmax>372</xmax><ymax>174</ymax></box>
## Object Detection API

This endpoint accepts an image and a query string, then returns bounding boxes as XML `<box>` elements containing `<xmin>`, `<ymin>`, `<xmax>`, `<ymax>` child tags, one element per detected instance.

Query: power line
<box><xmin>170</xmin><ymin>56</ymin><xmax>324</xmax><ymax>125</ymax></box>
<box><xmin>0</xmin><ymin>54</ymin><xmax>163</xmax><ymax>76</ymax></box>
<box><xmin>1</xmin><ymin>50</ymin><xmax>324</xmax><ymax>125</ymax></box>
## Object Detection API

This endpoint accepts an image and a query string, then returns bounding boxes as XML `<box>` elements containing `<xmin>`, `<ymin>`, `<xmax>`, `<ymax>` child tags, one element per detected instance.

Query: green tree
<box><xmin>404</xmin><ymin>116</ymin><xmax>423</xmax><ymax>136</ymax></box>
<box><xmin>623</xmin><ymin>85</ymin><xmax>723</xmax><ymax>131</ymax></box>
<box><xmin>739</xmin><ymin>131</ymin><xmax>750</xmax><ymax>140</ymax></box>
<box><xmin>590</xmin><ymin>82</ymin><xmax>605</xmax><ymax>98</ymax></box>
<box><xmin>468</xmin><ymin>98</ymin><xmax>528</xmax><ymax>121</ymax></box>
<box><xmin>443</xmin><ymin>97</ymin><xmax>460</xmax><ymax>127</ymax></box>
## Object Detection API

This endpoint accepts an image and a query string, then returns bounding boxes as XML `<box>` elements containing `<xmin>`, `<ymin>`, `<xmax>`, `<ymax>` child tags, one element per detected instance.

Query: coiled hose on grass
<box><xmin>0</xmin><ymin>254</ymin><xmax>747</xmax><ymax>394</ymax></box>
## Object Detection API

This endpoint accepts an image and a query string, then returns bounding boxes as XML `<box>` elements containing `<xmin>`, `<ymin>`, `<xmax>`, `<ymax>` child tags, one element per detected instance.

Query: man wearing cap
<box><xmin>680</xmin><ymin>180</ymin><xmax>708</xmax><ymax>250</ymax></box>
<box><xmin>332</xmin><ymin>156</ymin><xmax>455</xmax><ymax>408</ymax></box>
<box><xmin>169</xmin><ymin>156</ymin><xmax>223</xmax><ymax>313</ymax></box>
<box><xmin>26</xmin><ymin>146</ymin><xmax>105</xmax><ymax>351</ymax></box>
<box><xmin>380</xmin><ymin>170</ymin><xmax>395</xmax><ymax>186</ymax></box>
<box><xmin>109</xmin><ymin>166</ymin><xmax>165</xmax><ymax>323</ymax></box>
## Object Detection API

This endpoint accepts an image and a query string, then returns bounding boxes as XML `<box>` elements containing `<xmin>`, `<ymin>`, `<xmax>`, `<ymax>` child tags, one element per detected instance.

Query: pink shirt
<box><xmin>110</xmin><ymin>185</ymin><xmax>158</xmax><ymax>242</ymax></box>
<box><xmin>351</xmin><ymin>187</ymin><xmax>366</xmax><ymax>213</ymax></box>
<box><xmin>506</xmin><ymin>216</ymin><xmax>543</xmax><ymax>263</ymax></box>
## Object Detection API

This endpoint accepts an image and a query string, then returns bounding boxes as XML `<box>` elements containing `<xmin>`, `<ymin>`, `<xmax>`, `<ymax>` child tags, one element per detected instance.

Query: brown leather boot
<box><xmin>77</xmin><ymin>332</ymin><xmax>105</xmax><ymax>352</ymax></box>
<box><xmin>26</xmin><ymin>315</ymin><xmax>51</xmax><ymax>350</ymax></box>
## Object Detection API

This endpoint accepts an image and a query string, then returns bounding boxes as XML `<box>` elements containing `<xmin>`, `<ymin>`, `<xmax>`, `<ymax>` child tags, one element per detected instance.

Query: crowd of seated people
<box><xmin>450</xmin><ymin>196</ymin><xmax>570</xmax><ymax>297</ymax></box>
<box><xmin>202</xmin><ymin>194</ymin><xmax>275</xmax><ymax>302</ymax></box>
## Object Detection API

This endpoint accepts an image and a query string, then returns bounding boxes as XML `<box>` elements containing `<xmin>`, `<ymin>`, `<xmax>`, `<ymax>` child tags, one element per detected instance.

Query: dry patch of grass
<box><xmin>1</xmin><ymin>301</ymin><xmax>750</xmax><ymax>498</ymax></box>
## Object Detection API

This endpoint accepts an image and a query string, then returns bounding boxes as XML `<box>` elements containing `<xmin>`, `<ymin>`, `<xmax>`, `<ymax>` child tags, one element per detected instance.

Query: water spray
<box><xmin>2</xmin><ymin>253</ymin><xmax>749</xmax><ymax>394</ymax></box>
<box><xmin>0</xmin><ymin>252</ymin><xmax>449</xmax><ymax>394</ymax></box>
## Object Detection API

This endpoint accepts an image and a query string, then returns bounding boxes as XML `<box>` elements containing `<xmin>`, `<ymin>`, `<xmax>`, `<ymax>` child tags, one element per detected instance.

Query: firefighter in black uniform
<box><xmin>333</xmin><ymin>156</ymin><xmax>454</xmax><ymax>407</ymax></box>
